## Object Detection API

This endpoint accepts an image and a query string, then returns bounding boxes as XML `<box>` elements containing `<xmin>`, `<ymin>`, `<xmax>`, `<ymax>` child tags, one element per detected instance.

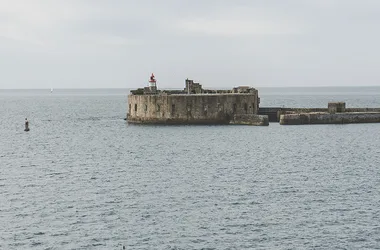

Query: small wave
<box><xmin>31</xmin><ymin>241</ymin><xmax>42</xmax><ymax>246</ymax></box>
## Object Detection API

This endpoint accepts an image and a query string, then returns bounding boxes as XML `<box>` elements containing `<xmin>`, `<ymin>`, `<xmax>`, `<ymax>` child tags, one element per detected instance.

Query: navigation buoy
<box><xmin>24</xmin><ymin>118</ymin><xmax>30</xmax><ymax>132</ymax></box>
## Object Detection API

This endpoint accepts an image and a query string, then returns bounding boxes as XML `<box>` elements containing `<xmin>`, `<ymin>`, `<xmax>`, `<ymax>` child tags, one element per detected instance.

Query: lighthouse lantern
<box><xmin>149</xmin><ymin>73</ymin><xmax>156</xmax><ymax>87</ymax></box>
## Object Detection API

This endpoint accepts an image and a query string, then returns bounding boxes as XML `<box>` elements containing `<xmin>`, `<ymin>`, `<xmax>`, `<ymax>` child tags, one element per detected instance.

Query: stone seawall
<box><xmin>127</xmin><ymin>93</ymin><xmax>267</xmax><ymax>125</ymax></box>
<box><xmin>260</xmin><ymin>107</ymin><xmax>380</xmax><ymax>122</ymax></box>
<box><xmin>282</xmin><ymin>107</ymin><xmax>380</xmax><ymax>114</ymax></box>
<box><xmin>280</xmin><ymin>112</ymin><xmax>380</xmax><ymax>125</ymax></box>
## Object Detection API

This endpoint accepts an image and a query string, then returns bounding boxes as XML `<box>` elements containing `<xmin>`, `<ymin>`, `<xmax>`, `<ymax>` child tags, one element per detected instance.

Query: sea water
<box><xmin>1</xmin><ymin>87</ymin><xmax>380</xmax><ymax>249</ymax></box>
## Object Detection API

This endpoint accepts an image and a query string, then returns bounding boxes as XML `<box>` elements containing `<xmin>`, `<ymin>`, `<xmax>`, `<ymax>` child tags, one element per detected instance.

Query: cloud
<box><xmin>77</xmin><ymin>33</ymin><xmax>141</xmax><ymax>47</ymax></box>
<box><xmin>176</xmin><ymin>19</ymin><xmax>301</xmax><ymax>36</ymax></box>
<box><xmin>1</xmin><ymin>0</ymin><xmax>380</xmax><ymax>88</ymax></box>
<box><xmin>173</xmin><ymin>3</ymin><xmax>304</xmax><ymax>37</ymax></box>
<box><xmin>0</xmin><ymin>1</ymin><xmax>139</xmax><ymax>47</ymax></box>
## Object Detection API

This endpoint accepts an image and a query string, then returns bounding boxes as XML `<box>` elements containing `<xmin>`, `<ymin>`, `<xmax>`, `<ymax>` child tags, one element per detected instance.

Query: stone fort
<box><xmin>127</xmin><ymin>74</ymin><xmax>268</xmax><ymax>126</ymax></box>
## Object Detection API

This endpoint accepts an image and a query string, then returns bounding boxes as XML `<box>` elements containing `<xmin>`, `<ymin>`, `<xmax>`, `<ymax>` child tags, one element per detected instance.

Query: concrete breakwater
<box><xmin>279</xmin><ymin>102</ymin><xmax>380</xmax><ymax>125</ymax></box>
<box><xmin>259</xmin><ymin>107</ymin><xmax>380</xmax><ymax>122</ymax></box>
<box><xmin>280</xmin><ymin>112</ymin><xmax>380</xmax><ymax>125</ymax></box>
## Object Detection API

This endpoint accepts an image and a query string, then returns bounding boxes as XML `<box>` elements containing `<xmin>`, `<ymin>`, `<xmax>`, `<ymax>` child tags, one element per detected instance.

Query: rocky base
<box><xmin>229</xmin><ymin>114</ymin><xmax>269</xmax><ymax>126</ymax></box>
<box><xmin>127</xmin><ymin>114</ymin><xmax>269</xmax><ymax>126</ymax></box>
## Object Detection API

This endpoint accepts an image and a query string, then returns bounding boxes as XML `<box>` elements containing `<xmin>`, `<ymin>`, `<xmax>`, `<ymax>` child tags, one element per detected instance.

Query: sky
<box><xmin>1</xmin><ymin>0</ymin><xmax>380</xmax><ymax>89</ymax></box>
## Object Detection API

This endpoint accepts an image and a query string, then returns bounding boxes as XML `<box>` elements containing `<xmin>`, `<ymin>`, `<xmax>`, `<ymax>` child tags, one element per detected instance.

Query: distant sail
<box><xmin>50</xmin><ymin>88</ymin><xmax>53</xmax><ymax>93</ymax></box>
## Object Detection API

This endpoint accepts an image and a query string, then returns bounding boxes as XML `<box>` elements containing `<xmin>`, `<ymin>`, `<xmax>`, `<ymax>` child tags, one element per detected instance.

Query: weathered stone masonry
<box><xmin>128</xmin><ymin>93</ymin><xmax>260</xmax><ymax>124</ymax></box>
<box><xmin>127</xmin><ymin>75</ymin><xmax>268</xmax><ymax>125</ymax></box>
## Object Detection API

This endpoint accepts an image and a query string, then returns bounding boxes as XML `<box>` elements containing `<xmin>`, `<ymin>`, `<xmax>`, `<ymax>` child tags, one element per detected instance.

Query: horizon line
<box><xmin>1</xmin><ymin>85</ymin><xmax>380</xmax><ymax>90</ymax></box>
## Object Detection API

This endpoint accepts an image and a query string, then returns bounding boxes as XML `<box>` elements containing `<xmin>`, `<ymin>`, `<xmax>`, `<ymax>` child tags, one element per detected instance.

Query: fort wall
<box><xmin>127</xmin><ymin>93</ymin><xmax>262</xmax><ymax>125</ymax></box>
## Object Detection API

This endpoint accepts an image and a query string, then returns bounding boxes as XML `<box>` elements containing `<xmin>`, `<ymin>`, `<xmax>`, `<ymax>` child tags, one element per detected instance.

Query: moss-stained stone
<box><xmin>127</xmin><ymin>92</ymin><xmax>269</xmax><ymax>126</ymax></box>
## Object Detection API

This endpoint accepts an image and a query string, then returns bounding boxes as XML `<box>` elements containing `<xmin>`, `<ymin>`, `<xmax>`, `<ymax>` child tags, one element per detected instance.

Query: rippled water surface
<box><xmin>1</xmin><ymin>87</ymin><xmax>380</xmax><ymax>249</ymax></box>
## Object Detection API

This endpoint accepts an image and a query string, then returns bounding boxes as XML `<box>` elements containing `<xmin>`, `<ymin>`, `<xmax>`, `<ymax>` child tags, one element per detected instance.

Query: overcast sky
<box><xmin>1</xmin><ymin>0</ymin><xmax>380</xmax><ymax>89</ymax></box>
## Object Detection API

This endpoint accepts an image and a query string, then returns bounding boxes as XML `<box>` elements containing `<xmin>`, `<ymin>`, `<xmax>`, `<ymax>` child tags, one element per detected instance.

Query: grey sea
<box><xmin>1</xmin><ymin>86</ymin><xmax>380</xmax><ymax>250</ymax></box>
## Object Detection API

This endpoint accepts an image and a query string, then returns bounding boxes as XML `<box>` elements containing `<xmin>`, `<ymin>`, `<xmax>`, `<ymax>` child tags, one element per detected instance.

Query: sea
<box><xmin>1</xmin><ymin>86</ymin><xmax>380</xmax><ymax>250</ymax></box>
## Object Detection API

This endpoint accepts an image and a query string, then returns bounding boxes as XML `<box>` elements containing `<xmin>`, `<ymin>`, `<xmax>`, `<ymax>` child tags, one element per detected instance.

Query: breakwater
<box><xmin>277</xmin><ymin>102</ymin><xmax>380</xmax><ymax>125</ymax></box>
<box><xmin>280</xmin><ymin>112</ymin><xmax>380</xmax><ymax>125</ymax></box>
<box><xmin>259</xmin><ymin>106</ymin><xmax>380</xmax><ymax>123</ymax></box>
